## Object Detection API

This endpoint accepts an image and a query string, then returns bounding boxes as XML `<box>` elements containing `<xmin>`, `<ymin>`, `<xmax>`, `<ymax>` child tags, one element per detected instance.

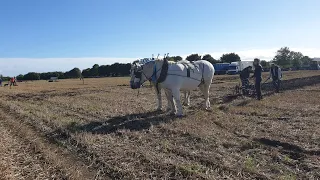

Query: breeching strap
<box><xmin>198</xmin><ymin>63</ymin><xmax>205</xmax><ymax>87</ymax></box>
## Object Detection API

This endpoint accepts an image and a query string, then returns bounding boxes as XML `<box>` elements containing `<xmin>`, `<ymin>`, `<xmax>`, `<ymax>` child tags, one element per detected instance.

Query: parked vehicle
<box><xmin>213</xmin><ymin>63</ymin><xmax>230</xmax><ymax>75</ymax></box>
<box><xmin>227</xmin><ymin>61</ymin><xmax>253</xmax><ymax>75</ymax></box>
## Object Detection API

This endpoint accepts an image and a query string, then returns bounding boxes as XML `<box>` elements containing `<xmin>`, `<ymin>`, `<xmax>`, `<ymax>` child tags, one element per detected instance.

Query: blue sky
<box><xmin>1</xmin><ymin>0</ymin><xmax>320</xmax><ymax>75</ymax></box>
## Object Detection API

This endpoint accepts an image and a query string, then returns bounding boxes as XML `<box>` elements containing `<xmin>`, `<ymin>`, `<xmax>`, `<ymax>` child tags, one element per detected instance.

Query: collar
<box><xmin>151</xmin><ymin>64</ymin><xmax>157</xmax><ymax>83</ymax></box>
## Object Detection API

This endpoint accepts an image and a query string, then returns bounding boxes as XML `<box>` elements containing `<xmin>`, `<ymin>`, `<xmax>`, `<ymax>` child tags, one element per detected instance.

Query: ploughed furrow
<box><xmin>0</xmin><ymin>106</ymin><xmax>105</xmax><ymax>180</ymax></box>
<box><xmin>0</xmin><ymin>124</ymin><xmax>55</xmax><ymax>179</ymax></box>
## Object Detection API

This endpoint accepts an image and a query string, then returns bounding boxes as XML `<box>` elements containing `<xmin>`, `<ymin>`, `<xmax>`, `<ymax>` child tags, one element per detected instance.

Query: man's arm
<box><xmin>278</xmin><ymin>67</ymin><xmax>282</xmax><ymax>80</ymax></box>
<box><xmin>268</xmin><ymin>68</ymin><xmax>272</xmax><ymax>79</ymax></box>
<box><xmin>251</xmin><ymin>69</ymin><xmax>256</xmax><ymax>78</ymax></box>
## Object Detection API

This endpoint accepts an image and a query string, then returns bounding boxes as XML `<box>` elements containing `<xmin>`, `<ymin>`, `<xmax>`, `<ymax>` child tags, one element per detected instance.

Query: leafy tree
<box><xmin>301</xmin><ymin>56</ymin><xmax>313</xmax><ymax>67</ymax></box>
<box><xmin>110</xmin><ymin>63</ymin><xmax>120</xmax><ymax>77</ymax></box>
<box><xmin>220</xmin><ymin>53</ymin><xmax>241</xmax><ymax>63</ymax></box>
<box><xmin>82</xmin><ymin>68</ymin><xmax>91</xmax><ymax>77</ymax></box>
<box><xmin>272</xmin><ymin>47</ymin><xmax>291</xmax><ymax>68</ymax></box>
<box><xmin>23</xmin><ymin>72</ymin><xmax>40</xmax><ymax>80</ymax></box>
<box><xmin>65</xmin><ymin>68</ymin><xmax>81</xmax><ymax>78</ymax></box>
<box><xmin>202</xmin><ymin>54</ymin><xmax>219</xmax><ymax>64</ymax></box>
<box><xmin>89</xmin><ymin>64</ymin><xmax>99</xmax><ymax>76</ymax></box>
<box><xmin>40</xmin><ymin>71</ymin><xmax>65</xmax><ymax>80</ymax></box>
<box><xmin>260</xmin><ymin>60</ymin><xmax>270</xmax><ymax>68</ymax></box>
<box><xmin>290</xmin><ymin>51</ymin><xmax>303</xmax><ymax>69</ymax></box>
<box><xmin>98</xmin><ymin>65</ymin><xmax>111</xmax><ymax>77</ymax></box>
<box><xmin>186</xmin><ymin>54</ymin><xmax>201</xmax><ymax>62</ymax></box>
<box><xmin>16</xmin><ymin>74</ymin><xmax>24</xmax><ymax>80</ymax></box>
<box><xmin>172</xmin><ymin>56</ymin><xmax>183</xmax><ymax>62</ymax></box>
<box><xmin>12</xmin><ymin>62</ymin><xmax>135</xmax><ymax>80</ymax></box>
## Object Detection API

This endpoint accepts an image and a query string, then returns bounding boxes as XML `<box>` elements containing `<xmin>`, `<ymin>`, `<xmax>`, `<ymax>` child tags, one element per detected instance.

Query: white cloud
<box><xmin>1</xmin><ymin>47</ymin><xmax>319</xmax><ymax>76</ymax></box>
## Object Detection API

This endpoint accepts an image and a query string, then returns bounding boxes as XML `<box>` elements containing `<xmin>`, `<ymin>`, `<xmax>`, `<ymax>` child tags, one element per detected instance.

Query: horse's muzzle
<box><xmin>130</xmin><ymin>81</ymin><xmax>141</xmax><ymax>89</ymax></box>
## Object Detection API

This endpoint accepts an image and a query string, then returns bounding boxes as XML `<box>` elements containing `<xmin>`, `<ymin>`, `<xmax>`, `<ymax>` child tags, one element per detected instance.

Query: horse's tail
<box><xmin>201</xmin><ymin>60</ymin><xmax>215</xmax><ymax>85</ymax></box>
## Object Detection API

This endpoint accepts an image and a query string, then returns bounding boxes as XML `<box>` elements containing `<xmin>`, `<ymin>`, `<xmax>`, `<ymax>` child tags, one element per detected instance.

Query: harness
<box><xmin>134</xmin><ymin>60</ymin><xmax>206</xmax><ymax>92</ymax></box>
<box><xmin>148</xmin><ymin>59</ymin><xmax>169</xmax><ymax>94</ymax></box>
<box><xmin>167</xmin><ymin>62</ymin><xmax>205</xmax><ymax>87</ymax></box>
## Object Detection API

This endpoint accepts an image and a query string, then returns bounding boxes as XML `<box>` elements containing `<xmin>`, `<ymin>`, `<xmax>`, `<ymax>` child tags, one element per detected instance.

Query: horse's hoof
<box><xmin>175</xmin><ymin>114</ymin><xmax>185</xmax><ymax>118</ymax></box>
<box><xmin>156</xmin><ymin>109</ymin><xmax>162</xmax><ymax>112</ymax></box>
<box><xmin>205</xmin><ymin>108</ymin><xmax>212</xmax><ymax>112</ymax></box>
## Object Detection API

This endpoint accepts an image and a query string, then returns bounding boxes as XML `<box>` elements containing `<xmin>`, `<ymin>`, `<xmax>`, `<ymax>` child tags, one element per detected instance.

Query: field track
<box><xmin>0</xmin><ymin>70</ymin><xmax>319</xmax><ymax>179</ymax></box>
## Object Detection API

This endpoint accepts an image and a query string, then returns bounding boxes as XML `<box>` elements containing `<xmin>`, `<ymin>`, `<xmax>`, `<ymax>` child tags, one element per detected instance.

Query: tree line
<box><xmin>181</xmin><ymin>47</ymin><xmax>316</xmax><ymax>70</ymax></box>
<box><xmin>269</xmin><ymin>47</ymin><xmax>316</xmax><ymax>69</ymax></box>
<box><xmin>2</xmin><ymin>46</ymin><xmax>316</xmax><ymax>81</ymax></box>
<box><xmin>7</xmin><ymin>63</ymin><xmax>132</xmax><ymax>81</ymax></box>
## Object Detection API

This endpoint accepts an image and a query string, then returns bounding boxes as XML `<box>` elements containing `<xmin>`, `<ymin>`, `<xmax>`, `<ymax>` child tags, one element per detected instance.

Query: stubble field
<box><xmin>0</xmin><ymin>70</ymin><xmax>319</xmax><ymax>180</ymax></box>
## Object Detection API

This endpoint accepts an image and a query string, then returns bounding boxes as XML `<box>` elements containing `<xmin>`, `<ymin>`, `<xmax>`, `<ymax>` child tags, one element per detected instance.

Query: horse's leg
<box><xmin>183</xmin><ymin>91</ymin><xmax>190</xmax><ymax>106</ymax></box>
<box><xmin>155</xmin><ymin>85</ymin><xmax>162</xmax><ymax>111</ymax></box>
<box><xmin>201</xmin><ymin>82</ymin><xmax>211</xmax><ymax>110</ymax></box>
<box><xmin>198</xmin><ymin>83</ymin><xmax>208</xmax><ymax>109</ymax></box>
<box><xmin>171</xmin><ymin>88</ymin><xmax>183</xmax><ymax>116</ymax></box>
<box><xmin>182</xmin><ymin>91</ymin><xmax>187</xmax><ymax>106</ymax></box>
<box><xmin>186</xmin><ymin>91</ymin><xmax>191</xmax><ymax>106</ymax></box>
<box><xmin>164</xmin><ymin>89</ymin><xmax>174</xmax><ymax>113</ymax></box>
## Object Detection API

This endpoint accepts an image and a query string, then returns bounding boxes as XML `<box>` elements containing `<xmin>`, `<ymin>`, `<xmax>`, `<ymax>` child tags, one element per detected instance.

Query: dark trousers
<box><xmin>272</xmin><ymin>79</ymin><xmax>281</xmax><ymax>92</ymax></box>
<box><xmin>255</xmin><ymin>79</ymin><xmax>262</xmax><ymax>100</ymax></box>
<box><xmin>241</xmin><ymin>78</ymin><xmax>249</xmax><ymax>95</ymax></box>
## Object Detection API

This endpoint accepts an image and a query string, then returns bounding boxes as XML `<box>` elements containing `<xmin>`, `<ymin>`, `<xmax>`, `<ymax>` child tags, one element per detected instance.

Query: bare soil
<box><xmin>0</xmin><ymin>71</ymin><xmax>319</xmax><ymax>179</ymax></box>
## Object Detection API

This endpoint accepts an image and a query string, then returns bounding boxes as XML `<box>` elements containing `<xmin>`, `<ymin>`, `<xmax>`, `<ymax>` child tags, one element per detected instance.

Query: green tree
<box><xmin>272</xmin><ymin>47</ymin><xmax>291</xmax><ymax>68</ymax></box>
<box><xmin>220</xmin><ymin>53</ymin><xmax>241</xmax><ymax>63</ymax></box>
<box><xmin>98</xmin><ymin>65</ymin><xmax>111</xmax><ymax>77</ymax></box>
<box><xmin>82</xmin><ymin>68</ymin><xmax>91</xmax><ymax>77</ymax></box>
<box><xmin>65</xmin><ymin>68</ymin><xmax>81</xmax><ymax>78</ymax></box>
<box><xmin>290</xmin><ymin>51</ymin><xmax>303</xmax><ymax>69</ymax></box>
<box><xmin>301</xmin><ymin>56</ymin><xmax>313</xmax><ymax>67</ymax></box>
<box><xmin>202</xmin><ymin>54</ymin><xmax>219</xmax><ymax>64</ymax></box>
<box><xmin>186</xmin><ymin>54</ymin><xmax>201</xmax><ymax>62</ymax></box>
<box><xmin>89</xmin><ymin>64</ymin><xmax>99</xmax><ymax>76</ymax></box>
<box><xmin>23</xmin><ymin>72</ymin><xmax>40</xmax><ymax>80</ymax></box>
<box><xmin>260</xmin><ymin>60</ymin><xmax>270</xmax><ymax>68</ymax></box>
<box><xmin>169</xmin><ymin>56</ymin><xmax>183</xmax><ymax>62</ymax></box>
<box><xmin>16</xmin><ymin>74</ymin><xmax>24</xmax><ymax>80</ymax></box>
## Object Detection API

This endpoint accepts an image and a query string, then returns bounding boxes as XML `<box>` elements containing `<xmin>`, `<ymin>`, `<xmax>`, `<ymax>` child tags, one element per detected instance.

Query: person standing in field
<box><xmin>251</xmin><ymin>58</ymin><xmax>263</xmax><ymax>100</ymax></box>
<box><xmin>268</xmin><ymin>63</ymin><xmax>282</xmax><ymax>93</ymax></box>
<box><xmin>9</xmin><ymin>77</ymin><xmax>16</xmax><ymax>88</ymax></box>
<box><xmin>239</xmin><ymin>66</ymin><xmax>252</xmax><ymax>95</ymax></box>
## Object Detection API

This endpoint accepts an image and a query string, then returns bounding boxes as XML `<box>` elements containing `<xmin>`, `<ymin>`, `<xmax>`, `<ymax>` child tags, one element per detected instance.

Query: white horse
<box><xmin>130</xmin><ymin>59</ymin><xmax>215</xmax><ymax>116</ymax></box>
<box><xmin>130</xmin><ymin>60</ymin><xmax>191</xmax><ymax>112</ymax></box>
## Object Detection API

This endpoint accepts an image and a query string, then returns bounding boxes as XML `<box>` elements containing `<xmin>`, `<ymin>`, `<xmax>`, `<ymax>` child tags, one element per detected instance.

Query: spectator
<box><xmin>251</xmin><ymin>58</ymin><xmax>263</xmax><ymax>100</ymax></box>
<box><xmin>239</xmin><ymin>66</ymin><xmax>252</xmax><ymax>95</ymax></box>
<box><xmin>268</xmin><ymin>63</ymin><xmax>282</xmax><ymax>93</ymax></box>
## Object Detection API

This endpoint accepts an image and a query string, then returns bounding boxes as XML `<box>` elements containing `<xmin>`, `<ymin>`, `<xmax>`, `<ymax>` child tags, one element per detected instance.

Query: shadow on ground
<box><xmin>254</xmin><ymin>137</ymin><xmax>320</xmax><ymax>160</ymax></box>
<box><xmin>66</xmin><ymin>110</ymin><xmax>179</xmax><ymax>134</ymax></box>
<box><xmin>67</xmin><ymin>75</ymin><xmax>320</xmax><ymax>135</ymax></box>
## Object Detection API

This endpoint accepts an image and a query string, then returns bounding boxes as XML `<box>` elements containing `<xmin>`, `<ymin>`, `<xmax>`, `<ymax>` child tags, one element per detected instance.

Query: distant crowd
<box><xmin>0</xmin><ymin>76</ymin><xmax>17</xmax><ymax>88</ymax></box>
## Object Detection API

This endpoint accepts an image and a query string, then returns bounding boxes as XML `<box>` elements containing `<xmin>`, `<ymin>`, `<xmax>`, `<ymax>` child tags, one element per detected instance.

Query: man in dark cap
<box><xmin>251</xmin><ymin>58</ymin><xmax>263</xmax><ymax>100</ymax></box>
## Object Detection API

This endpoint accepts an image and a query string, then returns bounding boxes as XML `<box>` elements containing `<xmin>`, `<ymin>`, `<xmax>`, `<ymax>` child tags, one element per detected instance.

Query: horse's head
<box><xmin>130</xmin><ymin>59</ymin><xmax>155</xmax><ymax>89</ymax></box>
